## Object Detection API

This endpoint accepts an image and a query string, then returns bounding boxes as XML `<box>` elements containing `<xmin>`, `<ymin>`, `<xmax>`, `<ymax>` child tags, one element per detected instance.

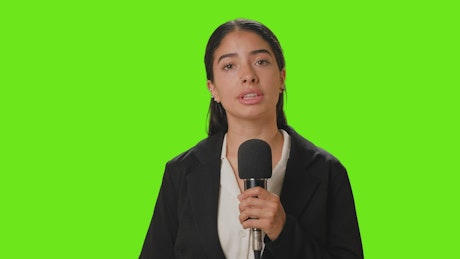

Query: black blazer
<box><xmin>140</xmin><ymin>127</ymin><xmax>363</xmax><ymax>258</ymax></box>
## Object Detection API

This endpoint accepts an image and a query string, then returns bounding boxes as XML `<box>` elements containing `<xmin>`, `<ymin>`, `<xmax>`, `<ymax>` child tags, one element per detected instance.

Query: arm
<box><xmin>139</xmin><ymin>162</ymin><xmax>178</xmax><ymax>259</ymax></box>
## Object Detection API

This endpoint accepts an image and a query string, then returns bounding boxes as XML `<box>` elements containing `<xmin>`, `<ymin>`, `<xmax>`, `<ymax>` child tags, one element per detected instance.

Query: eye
<box><xmin>223</xmin><ymin>63</ymin><xmax>234</xmax><ymax>70</ymax></box>
<box><xmin>255</xmin><ymin>59</ymin><xmax>269</xmax><ymax>66</ymax></box>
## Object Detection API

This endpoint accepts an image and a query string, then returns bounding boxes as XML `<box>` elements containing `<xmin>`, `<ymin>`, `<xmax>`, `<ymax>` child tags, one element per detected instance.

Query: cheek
<box><xmin>213</xmin><ymin>74</ymin><xmax>238</xmax><ymax>92</ymax></box>
<box><xmin>212</xmin><ymin>82</ymin><xmax>232</xmax><ymax>102</ymax></box>
<box><xmin>215</xmin><ymin>86</ymin><xmax>232</xmax><ymax>101</ymax></box>
<box><xmin>263</xmin><ymin>73</ymin><xmax>283</xmax><ymax>89</ymax></box>
<box><xmin>214</xmin><ymin>70</ymin><xmax>237</xmax><ymax>82</ymax></box>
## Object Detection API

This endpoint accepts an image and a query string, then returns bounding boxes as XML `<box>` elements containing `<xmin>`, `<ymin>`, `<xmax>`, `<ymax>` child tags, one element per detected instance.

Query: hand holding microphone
<box><xmin>237</xmin><ymin>187</ymin><xmax>286</xmax><ymax>241</ymax></box>
<box><xmin>238</xmin><ymin>139</ymin><xmax>286</xmax><ymax>257</ymax></box>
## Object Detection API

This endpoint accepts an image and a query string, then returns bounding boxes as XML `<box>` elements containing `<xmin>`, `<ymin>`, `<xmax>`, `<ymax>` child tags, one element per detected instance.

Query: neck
<box><xmin>225</xmin><ymin>120</ymin><xmax>282</xmax><ymax>158</ymax></box>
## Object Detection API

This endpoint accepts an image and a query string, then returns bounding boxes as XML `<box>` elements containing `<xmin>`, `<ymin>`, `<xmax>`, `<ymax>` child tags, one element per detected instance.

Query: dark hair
<box><xmin>204</xmin><ymin>19</ymin><xmax>287</xmax><ymax>136</ymax></box>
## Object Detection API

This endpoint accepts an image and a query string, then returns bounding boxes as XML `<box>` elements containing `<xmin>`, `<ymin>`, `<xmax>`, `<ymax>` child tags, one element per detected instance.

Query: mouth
<box><xmin>238</xmin><ymin>91</ymin><xmax>263</xmax><ymax>105</ymax></box>
<box><xmin>242</xmin><ymin>93</ymin><xmax>261</xmax><ymax>100</ymax></box>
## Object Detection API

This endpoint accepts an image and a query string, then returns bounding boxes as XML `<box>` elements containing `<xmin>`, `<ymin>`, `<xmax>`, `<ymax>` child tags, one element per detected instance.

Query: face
<box><xmin>207</xmin><ymin>30</ymin><xmax>286</xmax><ymax>125</ymax></box>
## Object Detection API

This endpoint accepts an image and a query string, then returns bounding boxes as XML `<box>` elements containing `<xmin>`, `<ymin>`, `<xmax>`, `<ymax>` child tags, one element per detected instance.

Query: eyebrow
<box><xmin>217</xmin><ymin>49</ymin><xmax>272</xmax><ymax>64</ymax></box>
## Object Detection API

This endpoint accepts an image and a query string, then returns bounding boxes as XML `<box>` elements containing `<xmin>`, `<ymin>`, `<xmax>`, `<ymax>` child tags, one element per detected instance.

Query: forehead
<box><xmin>214</xmin><ymin>30</ymin><xmax>273</xmax><ymax>57</ymax></box>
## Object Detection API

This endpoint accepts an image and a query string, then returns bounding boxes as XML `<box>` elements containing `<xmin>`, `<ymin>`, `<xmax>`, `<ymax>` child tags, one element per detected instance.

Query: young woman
<box><xmin>140</xmin><ymin>19</ymin><xmax>363</xmax><ymax>259</ymax></box>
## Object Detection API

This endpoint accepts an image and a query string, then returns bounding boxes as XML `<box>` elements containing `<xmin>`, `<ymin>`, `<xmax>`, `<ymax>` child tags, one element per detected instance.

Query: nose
<box><xmin>242</xmin><ymin>76</ymin><xmax>257</xmax><ymax>84</ymax></box>
<box><xmin>241</xmin><ymin>65</ymin><xmax>258</xmax><ymax>84</ymax></box>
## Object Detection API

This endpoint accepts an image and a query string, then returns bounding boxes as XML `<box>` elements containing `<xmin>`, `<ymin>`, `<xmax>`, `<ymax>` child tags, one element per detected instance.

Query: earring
<box><xmin>208</xmin><ymin>88</ymin><xmax>213</xmax><ymax>99</ymax></box>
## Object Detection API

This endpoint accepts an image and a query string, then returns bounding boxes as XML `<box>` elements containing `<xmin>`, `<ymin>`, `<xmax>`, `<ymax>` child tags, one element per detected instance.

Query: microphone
<box><xmin>238</xmin><ymin>139</ymin><xmax>272</xmax><ymax>258</ymax></box>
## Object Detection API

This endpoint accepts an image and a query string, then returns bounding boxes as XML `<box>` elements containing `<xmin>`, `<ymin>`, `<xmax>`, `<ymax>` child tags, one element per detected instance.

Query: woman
<box><xmin>140</xmin><ymin>19</ymin><xmax>363</xmax><ymax>259</ymax></box>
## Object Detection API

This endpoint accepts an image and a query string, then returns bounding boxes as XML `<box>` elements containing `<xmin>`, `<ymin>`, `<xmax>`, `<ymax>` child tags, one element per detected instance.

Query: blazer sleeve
<box><xmin>263</xmin><ymin>160</ymin><xmax>364</xmax><ymax>259</ymax></box>
<box><xmin>139</xmin><ymin>162</ymin><xmax>179</xmax><ymax>259</ymax></box>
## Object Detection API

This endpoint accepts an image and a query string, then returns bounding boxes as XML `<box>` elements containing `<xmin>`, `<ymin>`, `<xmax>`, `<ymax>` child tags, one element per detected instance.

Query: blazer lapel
<box><xmin>281</xmin><ymin>128</ymin><xmax>321</xmax><ymax>217</ymax></box>
<box><xmin>186</xmin><ymin>133</ymin><xmax>226</xmax><ymax>258</ymax></box>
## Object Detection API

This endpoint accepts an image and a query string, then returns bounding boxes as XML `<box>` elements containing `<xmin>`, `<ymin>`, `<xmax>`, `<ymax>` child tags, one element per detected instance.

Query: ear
<box><xmin>280</xmin><ymin>69</ymin><xmax>286</xmax><ymax>90</ymax></box>
<box><xmin>207</xmin><ymin>80</ymin><xmax>221</xmax><ymax>102</ymax></box>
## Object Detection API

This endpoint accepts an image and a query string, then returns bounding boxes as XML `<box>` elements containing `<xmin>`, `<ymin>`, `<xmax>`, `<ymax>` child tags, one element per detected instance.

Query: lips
<box><xmin>238</xmin><ymin>91</ymin><xmax>263</xmax><ymax>104</ymax></box>
<box><xmin>242</xmin><ymin>93</ymin><xmax>260</xmax><ymax>100</ymax></box>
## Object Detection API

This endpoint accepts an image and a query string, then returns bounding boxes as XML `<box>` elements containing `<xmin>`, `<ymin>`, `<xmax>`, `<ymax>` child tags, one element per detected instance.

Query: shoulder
<box><xmin>165</xmin><ymin>132</ymin><xmax>225</xmax><ymax>173</ymax></box>
<box><xmin>286</xmin><ymin>127</ymin><xmax>342</xmax><ymax>165</ymax></box>
<box><xmin>285</xmin><ymin>126</ymin><xmax>347</xmax><ymax>181</ymax></box>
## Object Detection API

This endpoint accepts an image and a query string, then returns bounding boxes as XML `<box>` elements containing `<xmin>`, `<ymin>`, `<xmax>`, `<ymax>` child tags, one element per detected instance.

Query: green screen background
<box><xmin>1</xmin><ymin>0</ymin><xmax>458</xmax><ymax>258</ymax></box>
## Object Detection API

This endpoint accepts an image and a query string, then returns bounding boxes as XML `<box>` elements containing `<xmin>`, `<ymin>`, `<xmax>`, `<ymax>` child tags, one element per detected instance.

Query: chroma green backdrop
<box><xmin>1</xmin><ymin>0</ymin><xmax>459</xmax><ymax>258</ymax></box>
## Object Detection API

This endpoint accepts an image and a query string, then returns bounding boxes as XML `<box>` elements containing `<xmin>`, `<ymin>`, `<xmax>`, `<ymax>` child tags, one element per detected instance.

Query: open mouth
<box><xmin>242</xmin><ymin>93</ymin><xmax>261</xmax><ymax>100</ymax></box>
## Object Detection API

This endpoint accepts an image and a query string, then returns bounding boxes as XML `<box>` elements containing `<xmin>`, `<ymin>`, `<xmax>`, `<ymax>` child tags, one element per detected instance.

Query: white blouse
<box><xmin>217</xmin><ymin>130</ymin><xmax>291</xmax><ymax>259</ymax></box>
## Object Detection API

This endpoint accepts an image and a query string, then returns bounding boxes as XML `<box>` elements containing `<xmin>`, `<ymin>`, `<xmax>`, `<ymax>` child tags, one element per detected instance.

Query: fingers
<box><xmin>238</xmin><ymin>197</ymin><xmax>278</xmax><ymax>224</ymax></box>
<box><xmin>238</xmin><ymin>205</ymin><xmax>276</xmax><ymax>225</ymax></box>
<box><xmin>237</xmin><ymin>187</ymin><xmax>286</xmax><ymax>240</ymax></box>
<box><xmin>238</xmin><ymin>187</ymin><xmax>280</xmax><ymax>216</ymax></box>
<box><xmin>238</xmin><ymin>196</ymin><xmax>278</xmax><ymax>215</ymax></box>
<box><xmin>238</xmin><ymin>186</ymin><xmax>275</xmax><ymax>201</ymax></box>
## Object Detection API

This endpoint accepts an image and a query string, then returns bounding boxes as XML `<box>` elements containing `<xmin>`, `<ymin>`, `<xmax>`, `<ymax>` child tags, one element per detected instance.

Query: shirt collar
<box><xmin>220</xmin><ymin>130</ymin><xmax>291</xmax><ymax>163</ymax></box>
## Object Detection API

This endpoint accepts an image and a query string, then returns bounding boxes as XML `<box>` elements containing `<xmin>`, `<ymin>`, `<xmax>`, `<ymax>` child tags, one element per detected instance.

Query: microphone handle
<box><xmin>243</xmin><ymin>178</ymin><xmax>268</xmax><ymax>253</ymax></box>
<box><xmin>243</xmin><ymin>178</ymin><xmax>267</xmax><ymax>190</ymax></box>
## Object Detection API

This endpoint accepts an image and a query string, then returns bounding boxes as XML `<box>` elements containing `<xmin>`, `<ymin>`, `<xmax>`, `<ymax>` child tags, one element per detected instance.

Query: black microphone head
<box><xmin>238</xmin><ymin>139</ymin><xmax>272</xmax><ymax>179</ymax></box>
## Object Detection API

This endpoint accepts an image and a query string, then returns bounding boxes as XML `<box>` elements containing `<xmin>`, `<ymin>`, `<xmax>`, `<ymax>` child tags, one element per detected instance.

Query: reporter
<box><xmin>140</xmin><ymin>18</ymin><xmax>363</xmax><ymax>259</ymax></box>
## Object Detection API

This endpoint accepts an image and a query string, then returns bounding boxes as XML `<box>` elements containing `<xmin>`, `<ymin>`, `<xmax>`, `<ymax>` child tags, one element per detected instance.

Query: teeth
<box><xmin>243</xmin><ymin>93</ymin><xmax>258</xmax><ymax>99</ymax></box>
